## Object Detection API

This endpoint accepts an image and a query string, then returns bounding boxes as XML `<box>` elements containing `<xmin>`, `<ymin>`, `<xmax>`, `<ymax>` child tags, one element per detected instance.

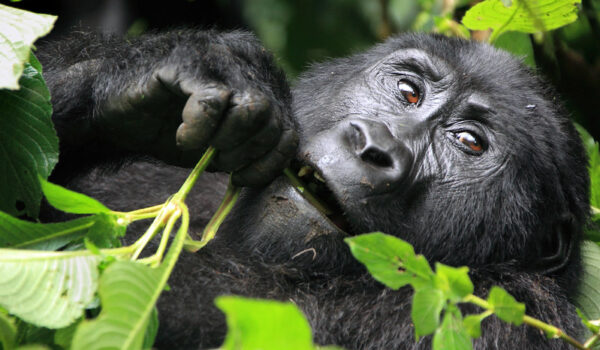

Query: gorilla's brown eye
<box><xmin>397</xmin><ymin>80</ymin><xmax>420</xmax><ymax>105</ymax></box>
<box><xmin>455</xmin><ymin>131</ymin><xmax>483</xmax><ymax>152</ymax></box>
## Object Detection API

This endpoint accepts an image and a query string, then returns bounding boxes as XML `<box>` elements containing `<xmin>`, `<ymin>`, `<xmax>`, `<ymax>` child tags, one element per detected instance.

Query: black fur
<box><xmin>40</xmin><ymin>30</ymin><xmax>589</xmax><ymax>349</ymax></box>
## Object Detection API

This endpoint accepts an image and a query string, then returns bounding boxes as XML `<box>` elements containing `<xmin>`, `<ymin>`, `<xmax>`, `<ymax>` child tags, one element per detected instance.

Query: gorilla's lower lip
<box><xmin>289</xmin><ymin>160</ymin><xmax>351</xmax><ymax>233</ymax></box>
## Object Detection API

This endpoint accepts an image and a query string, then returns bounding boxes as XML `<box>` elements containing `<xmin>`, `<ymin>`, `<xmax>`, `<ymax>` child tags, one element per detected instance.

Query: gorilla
<box><xmin>39</xmin><ymin>29</ymin><xmax>589</xmax><ymax>349</ymax></box>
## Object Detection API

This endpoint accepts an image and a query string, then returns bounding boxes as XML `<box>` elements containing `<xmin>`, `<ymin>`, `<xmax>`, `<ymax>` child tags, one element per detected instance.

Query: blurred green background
<box><xmin>5</xmin><ymin>0</ymin><xmax>600</xmax><ymax>137</ymax></box>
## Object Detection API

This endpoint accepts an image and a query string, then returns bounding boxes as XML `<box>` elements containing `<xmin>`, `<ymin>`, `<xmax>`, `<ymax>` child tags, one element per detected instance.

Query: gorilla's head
<box><xmin>226</xmin><ymin>34</ymin><xmax>589</xmax><ymax>276</ymax></box>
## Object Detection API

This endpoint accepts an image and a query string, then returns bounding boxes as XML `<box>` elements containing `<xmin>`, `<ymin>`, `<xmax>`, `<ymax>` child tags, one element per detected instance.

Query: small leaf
<box><xmin>487</xmin><ymin>287</ymin><xmax>525</xmax><ymax>325</ymax></box>
<box><xmin>411</xmin><ymin>288</ymin><xmax>445</xmax><ymax>338</ymax></box>
<box><xmin>0</xmin><ymin>311</ymin><xmax>16</xmax><ymax>350</ymax></box>
<box><xmin>0</xmin><ymin>64</ymin><xmax>57</xmax><ymax>218</ymax></box>
<box><xmin>40</xmin><ymin>178</ymin><xmax>111</xmax><ymax>214</ymax></box>
<box><xmin>0</xmin><ymin>249</ymin><xmax>100</xmax><ymax>328</ymax></box>
<box><xmin>216</xmin><ymin>296</ymin><xmax>314</xmax><ymax>350</ymax></box>
<box><xmin>85</xmin><ymin>213</ymin><xmax>127</xmax><ymax>248</ymax></box>
<box><xmin>0</xmin><ymin>4</ymin><xmax>56</xmax><ymax>89</ymax></box>
<box><xmin>462</xmin><ymin>0</ymin><xmax>581</xmax><ymax>42</ymax></box>
<box><xmin>432</xmin><ymin>307</ymin><xmax>473</xmax><ymax>350</ymax></box>
<box><xmin>463</xmin><ymin>313</ymin><xmax>489</xmax><ymax>338</ymax></box>
<box><xmin>494</xmin><ymin>31</ymin><xmax>535</xmax><ymax>68</ymax></box>
<box><xmin>434</xmin><ymin>263</ymin><xmax>474</xmax><ymax>302</ymax></box>
<box><xmin>345</xmin><ymin>232</ymin><xmax>434</xmax><ymax>290</ymax></box>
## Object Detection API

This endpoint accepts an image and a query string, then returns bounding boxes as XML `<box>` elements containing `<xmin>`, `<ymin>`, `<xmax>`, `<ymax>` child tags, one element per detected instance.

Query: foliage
<box><xmin>0</xmin><ymin>4</ymin><xmax>55</xmax><ymax>90</ymax></box>
<box><xmin>1</xmin><ymin>2</ymin><xmax>600</xmax><ymax>350</ymax></box>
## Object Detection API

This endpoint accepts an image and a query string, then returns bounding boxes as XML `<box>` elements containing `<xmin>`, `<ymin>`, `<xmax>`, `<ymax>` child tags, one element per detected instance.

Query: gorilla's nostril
<box><xmin>350</xmin><ymin>122</ymin><xmax>367</xmax><ymax>150</ymax></box>
<box><xmin>360</xmin><ymin>147</ymin><xmax>393</xmax><ymax>168</ymax></box>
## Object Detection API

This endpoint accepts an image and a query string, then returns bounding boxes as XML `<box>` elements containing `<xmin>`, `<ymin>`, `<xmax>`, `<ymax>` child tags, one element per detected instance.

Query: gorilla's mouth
<box><xmin>289</xmin><ymin>161</ymin><xmax>351</xmax><ymax>233</ymax></box>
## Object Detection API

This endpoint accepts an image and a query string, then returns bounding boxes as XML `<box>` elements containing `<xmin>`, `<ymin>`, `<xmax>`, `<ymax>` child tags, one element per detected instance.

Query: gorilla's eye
<box><xmin>397</xmin><ymin>80</ymin><xmax>420</xmax><ymax>105</ymax></box>
<box><xmin>455</xmin><ymin>131</ymin><xmax>483</xmax><ymax>153</ymax></box>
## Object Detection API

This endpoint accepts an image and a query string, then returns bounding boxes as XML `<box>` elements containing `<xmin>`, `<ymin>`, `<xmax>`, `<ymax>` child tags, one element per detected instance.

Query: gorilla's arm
<box><xmin>38</xmin><ymin>30</ymin><xmax>297</xmax><ymax>186</ymax></box>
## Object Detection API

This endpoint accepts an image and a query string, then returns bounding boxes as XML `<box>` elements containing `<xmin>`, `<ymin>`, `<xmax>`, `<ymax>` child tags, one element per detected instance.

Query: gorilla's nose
<box><xmin>347</xmin><ymin>119</ymin><xmax>412</xmax><ymax>184</ymax></box>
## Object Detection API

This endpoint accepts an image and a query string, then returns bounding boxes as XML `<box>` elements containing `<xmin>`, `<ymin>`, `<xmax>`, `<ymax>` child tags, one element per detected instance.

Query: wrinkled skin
<box><xmin>40</xmin><ymin>30</ymin><xmax>589</xmax><ymax>349</ymax></box>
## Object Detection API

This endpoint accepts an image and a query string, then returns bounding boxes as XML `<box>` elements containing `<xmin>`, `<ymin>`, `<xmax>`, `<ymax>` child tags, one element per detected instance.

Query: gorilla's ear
<box><xmin>533</xmin><ymin>214</ymin><xmax>578</xmax><ymax>274</ymax></box>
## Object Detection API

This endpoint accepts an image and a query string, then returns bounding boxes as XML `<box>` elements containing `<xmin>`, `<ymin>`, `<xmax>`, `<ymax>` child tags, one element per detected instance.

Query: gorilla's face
<box><xmin>231</xmin><ymin>34</ymin><xmax>588</xmax><ymax>270</ymax></box>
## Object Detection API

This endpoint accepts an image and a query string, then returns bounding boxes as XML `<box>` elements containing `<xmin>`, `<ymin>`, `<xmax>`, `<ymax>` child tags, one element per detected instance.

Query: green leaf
<box><xmin>0</xmin><ymin>211</ymin><xmax>95</xmax><ymax>250</ymax></box>
<box><xmin>486</xmin><ymin>287</ymin><xmax>525</xmax><ymax>325</ymax></box>
<box><xmin>142</xmin><ymin>308</ymin><xmax>159</xmax><ymax>350</ymax></box>
<box><xmin>462</xmin><ymin>0</ymin><xmax>581</xmax><ymax>42</ymax></box>
<box><xmin>40</xmin><ymin>178</ymin><xmax>111</xmax><ymax>214</ymax></box>
<box><xmin>0</xmin><ymin>249</ymin><xmax>100</xmax><ymax>328</ymax></box>
<box><xmin>411</xmin><ymin>288</ymin><xmax>445</xmax><ymax>338</ymax></box>
<box><xmin>494</xmin><ymin>31</ymin><xmax>535</xmax><ymax>68</ymax></box>
<box><xmin>71</xmin><ymin>213</ymin><xmax>187</xmax><ymax>350</ymax></box>
<box><xmin>434</xmin><ymin>264</ymin><xmax>474</xmax><ymax>302</ymax></box>
<box><xmin>83</xmin><ymin>213</ymin><xmax>127</xmax><ymax>249</ymax></box>
<box><xmin>463</xmin><ymin>313</ymin><xmax>489</xmax><ymax>338</ymax></box>
<box><xmin>345</xmin><ymin>232</ymin><xmax>434</xmax><ymax>290</ymax></box>
<box><xmin>0</xmin><ymin>63</ymin><xmax>57</xmax><ymax>218</ymax></box>
<box><xmin>54</xmin><ymin>320</ymin><xmax>79</xmax><ymax>350</ymax></box>
<box><xmin>0</xmin><ymin>312</ymin><xmax>16</xmax><ymax>350</ymax></box>
<box><xmin>0</xmin><ymin>4</ymin><xmax>56</xmax><ymax>90</ymax></box>
<box><xmin>432</xmin><ymin>307</ymin><xmax>473</xmax><ymax>350</ymax></box>
<box><xmin>216</xmin><ymin>296</ymin><xmax>314</xmax><ymax>350</ymax></box>
<box><xmin>575</xmin><ymin>124</ymin><xmax>600</xmax><ymax>211</ymax></box>
<box><xmin>71</xmin><ymin>261</ymin><xmax>161</xmax><ymax>350</ymax></box>
<box><xmin>575</xmin><ymin>241</ymin><xmax>600</xmax><ymax>324</ymax></box>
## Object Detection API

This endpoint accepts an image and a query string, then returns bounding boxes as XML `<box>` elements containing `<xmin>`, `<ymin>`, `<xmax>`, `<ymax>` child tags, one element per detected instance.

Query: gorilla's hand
<box><xmin>95</xmin><ymin>32</ymin><xmax>297</xmax><ymax>187</ymax></box>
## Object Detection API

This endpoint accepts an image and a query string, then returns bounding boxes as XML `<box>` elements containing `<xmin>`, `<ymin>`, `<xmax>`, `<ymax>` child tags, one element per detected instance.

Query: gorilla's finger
<box><xmin>210</xmin><ymin>90</ymin><xmax>272</xmax><ymax>151</ymax></box>
<box><xmin>176</xmin><ymin>86</ymin><xmax>231</xmax><ymax>150</ymax></box>
<box><xmin>231</xmin><ymin>129</ymin><xmax>298</xmax><ymax>187</ymax></box>
<box><xmin>212</xmin><ymin>115</ymin><xmax>282</xmax><ymax>172</ymax></box>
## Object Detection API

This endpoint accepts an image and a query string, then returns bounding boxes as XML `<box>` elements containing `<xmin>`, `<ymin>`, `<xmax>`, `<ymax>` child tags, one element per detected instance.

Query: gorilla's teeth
<box><xmin>314</xmin><ymin>171</ymin><xmax>326</xmax><ymax>183</ymax></box>
<box><xmin>298</xmin><ymin>166</ymin><xmax>313</xmax><ymax>177</ymax></box>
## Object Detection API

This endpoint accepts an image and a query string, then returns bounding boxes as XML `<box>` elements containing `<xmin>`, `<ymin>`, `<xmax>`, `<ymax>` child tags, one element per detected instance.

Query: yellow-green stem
<box><xmin>283</xmin><ymin>168</ymin><xmax>333</xmax><ymax>215</ymax></box>
<box><xmin>174</xmin><ymin>147</ymin><xmax>216</xmax><ymax>201</ymax></box>
<box><xmin>584</xmin><ymin>334</ymin><xmax>599</xmax><ymax>349</ymax></box>
<box><xmin>130</xmin><ymin>202</ymin><xmax>175</xmax><ymax>260</ymax></box>
<box><xmin>188</xmin><ymin>177</ymin><xmax>240</xmax><ymax>252</ymax></box>
<box><xmin>463</xmin><ymin>294</ymin><xmax>585</xmax><ymax>349</ymax></box>
<box><xmin>150</xmin><ymin>206</ymin><xmax>182</xmax><ymax>267</ymax></box>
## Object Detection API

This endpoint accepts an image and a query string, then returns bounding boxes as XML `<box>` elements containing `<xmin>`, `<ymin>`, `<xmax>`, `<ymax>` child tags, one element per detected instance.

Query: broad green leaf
<box><xmin>71</xmin><ymin>213</ymin><xmax>187</xmax><ymax>350</ymax></box>
<box><xmin>142</xmin><ymin>308</ymin><xmax>159</xmax><ymax>350</ymax></box>
<box><xmin>54</xmin><ymin>320</ymin><xmax>79</xmax><ymax>350</ymax></box>
<box><xmin>216</xmin><ymin>296</ymin><xmax>314</xmax><ymax>350</ymax></box>
<box><xmin>434</xmin><ymin>263</ymin><xmax>474</xmax><ymax>302</ymax></box>
<box><xmin>462</xmin><ymin>0</ymin><xmax>581</xmax><ymax>42</ymax></box>
<box><xmin>15</xmin><ymin>346</ymin><xmax>50</xmax><ymax>350</ymax></box>
<box><xmin>411</xmin><ymin>288</ymin><xmax>445</xmax><ymax>338</ymax></box>
<box><xmin>575</xmin><ymin>124</ymin><xmax>600</xmax><ymax>212</ymax></box>
<box><xmin>494</xmin><ymin>31</ymin><xmax>535</xmax><ymax>68</ymax></box>
<box><xmin>0</xmin><ymin>63</ymin><xmax>57</xmax><ymax>218</ymax></box>
<box><xmin>486</xmin><ymin>287</ymin><xmax>525</xmax><ymax>325</ymax></box>
<box><xmin>345</xmin><ymin>233</ymin><xmax>431</xmax><ymax>289</ymax></box>
<box><xmin>71</xmin><ymin>261</ymin><xmax>160</xmax><ymax>350</ymax></box>
<box><xmin>0</xmin><ymin>249</ymin><xmax>100</xmax><ymax>328</ymax></box>
<box><xmin>0</xmin><ymin>4</ymin><xmax>56</xmax><ymax>89</ymax></box>
<box><xmin>0</xmin><ymin>312</ymin><xmax>16</xmax><ymax>350</ymax></box>
<box><xmin>40</xmin><ymin>178</ymin><xmax>111</xmax><ymax>214</ymax></box>
<box><xmin>0</xmin><ymin>211</ymin><xmax>95</xmax><ymax>250</ymax></box>
<box><xmin>432</xmin><ymin>307</ymin><xmax>472</xmax><ymax>350</ymax></box>
<box><xmin>463</xmin><ymin>313</ymin><xmax>488</xmax><ymax>338</ymax></box>
<box><xmin>575</xmin><ymin>242</ymin><xmax>600</xmax><ymax>324</ymax></box>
